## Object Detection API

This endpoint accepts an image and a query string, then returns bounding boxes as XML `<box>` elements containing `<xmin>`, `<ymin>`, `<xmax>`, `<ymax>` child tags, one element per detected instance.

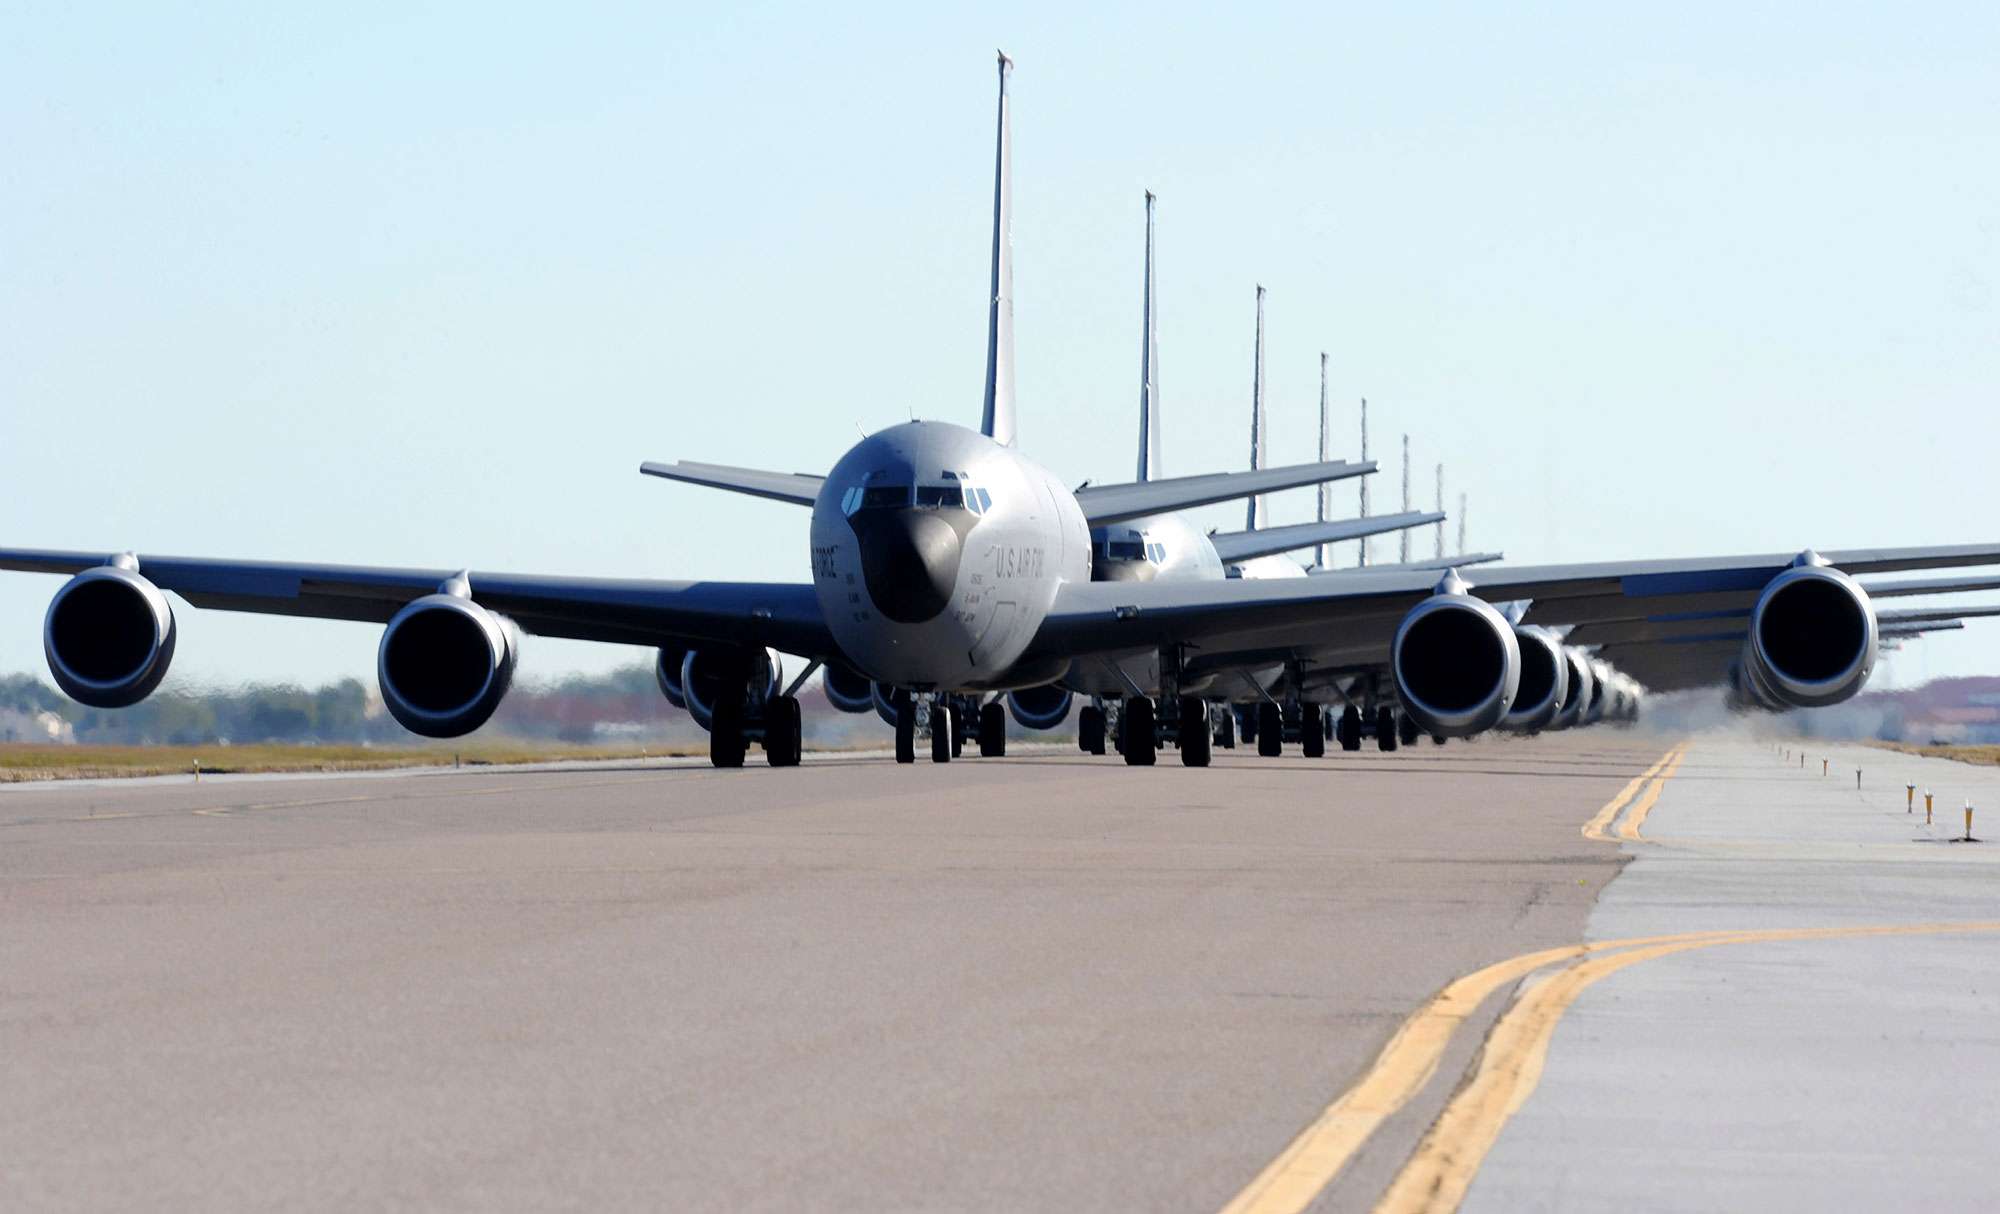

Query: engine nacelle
<box><xmin>823</xmin><ymin>663</ymin><xmax>876</xmax><ymax>714</ymax></box>
<box><xmin>655</xmin><ymin>646</ymin><xmax>690</xmax><ymax>709</ymax></box>
<box><xmin>1390</xmin><ymin>580</ymin><xmax>1520</xmax><ymax>738</ymax></box>
<box><xmin>43</xmin><ymin>563</ymin><xmax>178</xmax><ymax>708</ymax></box>
<box><xmin>681</xmin><ymin>648</ymin><xmax>781</xmax><ymax>732</ymax></box>
<box><xmin>1547</xmin><ymin>647</ymin><xmax>1595</xmax><ymax>731</ymax></box>
<box><xmin>1733</xmin><ymin>560</ymin><xmax>1878</xmax><ymax>710</ymax></box>
<box><xmin>377</xmin><ymin>594</ymin><xmax>518</xmax><ymax>738</ymax></box>
<box><xmin>1007</xmin><ymin>684</ymin><xmax>1073</xmax><ymax>730</ymax></box>
<box><xmin>1499</xmin><ymin>625</ymin><xmax>1568</xmax><ymax>734</ymax></box>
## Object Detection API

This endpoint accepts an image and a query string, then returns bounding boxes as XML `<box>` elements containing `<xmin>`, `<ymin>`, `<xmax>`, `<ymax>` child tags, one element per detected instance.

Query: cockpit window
<box><xmin>915</xmin><ymin>485</ymin><xmax>963</xmax><ymax>508</ymax></box>
<box><xmin>860</xmin><ymin>485</ymin><xmax>911</xmax><ymax>508</ymax></box>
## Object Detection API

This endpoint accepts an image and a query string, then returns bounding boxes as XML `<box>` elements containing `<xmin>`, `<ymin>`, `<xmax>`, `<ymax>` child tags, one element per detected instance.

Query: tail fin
<box><xmin>1136</xmin><ymin>192</ymin><xmax>1161</xmax><ymax>482</ymax></box>
<box><xmin>1357</xmin><ymin>397</ymin><xmax>1370</xmax><ymax>566</ymax></box>
<box><xmin>1315</xmin><ymin>352</ymin><xmax>1331</xmax><ymax>567</ymax></box>
<box><xmin>980</xmin><ymin>52</ymin><xmax>1016</xmax><ymax>448</ymax></box>
<box><xmin>1245</xmin><ymin>285</ymin><xmax>1267</xmax><ymax>532</ymax></box>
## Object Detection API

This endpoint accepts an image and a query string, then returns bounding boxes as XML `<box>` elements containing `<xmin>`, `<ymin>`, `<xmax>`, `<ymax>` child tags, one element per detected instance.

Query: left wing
<box><xmin>639</xmin><ymin>461</ymin><xmax>826</xmax><ymax>507</ymax></box>
<box><xmin>0</xmin><ymin>548</ymin><xmax>838</xmax><ymax>659</ymax></box>
<box><xmin>1020</xmin><ymin>542</ymin><xmax>2000</xmax><ymax>690</ymax></box>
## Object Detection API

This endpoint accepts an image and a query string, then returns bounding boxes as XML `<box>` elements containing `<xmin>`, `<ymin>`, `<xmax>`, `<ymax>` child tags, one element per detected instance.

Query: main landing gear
<box><xmin>891</xmin><ymin>691</ymin><xmax>1008</xmax><ymax>764</ymax></box>
<box><xmin>708</xmin><ymin>689</ymin><xmax>802</xmax><ymax>769</ymax></box>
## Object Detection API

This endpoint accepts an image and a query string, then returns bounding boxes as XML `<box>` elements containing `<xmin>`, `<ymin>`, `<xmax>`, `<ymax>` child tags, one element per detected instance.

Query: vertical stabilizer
<box><xmin>1357</xmin><ymin>397</ymin><xmax>1370</xmax><ymax>566</ymax></box>
<box><xmin>1246</xmin><ymin>286</ymin><xmax>1268</xmax><ymax>532</ymax></box>
<box><xmin>980</xmin><ymin>52</ymin><xmax>1016</xmax><ymax>447</ymax></box>
<box><xmin>1399</xmin><ymin>435</ymin><xmax>1412</xmax><ymax>563</ymax></box>
<box><xmin>1457</xmin><ymin>494</ymin><xmax>1467</xmax><ymax>556</ymax></box>
<box><xmin>1315</xmin><ymin>353</ymin><xmax>1331</xmax><ymax>567</ymax></box>
<box><xmin>1434</xmin><ymin>464</ymin><xmax>1444</xmax><ymax>559</ymax></box>
<box><xmin>1136</xmin><ymin>192</ymin><xmax>1161</xmax><ymax>482</ymax></box>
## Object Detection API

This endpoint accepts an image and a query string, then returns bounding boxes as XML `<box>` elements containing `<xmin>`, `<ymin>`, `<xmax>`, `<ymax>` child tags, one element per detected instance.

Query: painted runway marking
<box><xmin>1614</xmin><ymin>743</ymin><xmax>1688</xmax><ymax>842</ymax></box>
<box><xmin>1217</xmin><ymin>919</ymin><xmax>2000</xmax><ymax>1214</ymax></box>
<box><xmin>1580</xmin><ymin>741</ymin><xmax>1687</xmax><ymax>842</ymax></box>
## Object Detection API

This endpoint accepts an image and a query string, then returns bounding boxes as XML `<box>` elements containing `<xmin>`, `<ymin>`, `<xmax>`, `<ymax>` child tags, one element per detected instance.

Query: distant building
<box><xmin>0</xmin><ymin>708</ymin><xmax>75</xmax><ymax>744</ymax></box>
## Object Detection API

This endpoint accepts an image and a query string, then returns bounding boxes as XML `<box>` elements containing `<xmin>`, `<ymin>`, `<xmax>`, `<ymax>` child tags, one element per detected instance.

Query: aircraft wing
<box><xmin>1075</xmin><ymin>460</ymin><xmax>1373</xmax><ymax>526</ymax></box>
<box><xmin>1207</xmin><ymin>510</ymin><xmax>1443</xmax><ymax>565</ymax></box>
<box><xmin>1021</xmin><ymin>542</ymin><xmax>2000</xmax><ymax>690</ymax></box>
<box><xmin>639</xmin><ymin>461</ymin><xmax>826</xmax><ymax>507</ymax></box>
<box><xmin>1310</xmin><ymin>552</ymin><xmax>1505</xmax><ymax>575</ymax></box>
<box><xmin>0</xmin><ymin>548</ymin><xmax>838</xmax><ymax>659</ymax></box>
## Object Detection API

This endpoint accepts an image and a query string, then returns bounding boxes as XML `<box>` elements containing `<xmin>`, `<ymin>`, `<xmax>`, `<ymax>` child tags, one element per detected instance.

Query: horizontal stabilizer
<box><xmin>1076</xmin><ymin>460</ymin><xmax>1372</xmax><ymax>527</ymax></box>
<box><xmin>1878</xmin><ymin>604</ymin><xmax>2000</xmax><ymax>626</ymax></box>
<box><xmin>1210</xmin><ymin>510</ymin><xmax>1442</xmax><ymax>565</ymax></box>
<box><xmin>640</xmin><ymin>461</ymin><xmax>825</xmax><ymax>507</ymax></box>
<box><xmin>1862</xmin><ymin>573</ymin><xmax>2000</xmax><ymax>598</ymax></box>
<box><xmin>1309</xmin><ymin>551</ymin><xmax>1505</xmax><ymax>576</ymax></box>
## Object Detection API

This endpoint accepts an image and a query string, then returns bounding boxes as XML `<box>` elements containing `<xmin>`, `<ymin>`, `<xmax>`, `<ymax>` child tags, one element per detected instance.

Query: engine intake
<box><xmin>377</xmin><ymin>594</ymin><xmax>517</xmax><ymax>737</ymax></box>
<box><xmin>44</xmin><ymin>564</ymin><xmax>178</xmax><ymax>708</ymax></box>
<box><xmin>1736</xmin><ymin>561</ymin><xmax>1877</xmax><ymax>710</ymax></box>
<box><xmin>1391</xmin><ymin>581</ymin><xmax>1520</xmax><ymax>738</ymax></box>
<box><xmin>655</xmin><ymin>646</ymin><xmax>690</xmax><ymax>709</ymax></box>
<box><xmin>682</xmin><ymin>648</ymin><xmax>780</xmax><ymax>732</ymax></box>
<box><xmin>823</xmin><ymin>663</ymin><xmax>876</xmax><ymax>715</ymax></box>
<box><xmin>1007</xmin><ymin>684</ymin><xmax>1073</xmax><ymax>730</ymax></box>
<box><xmin>1547</xmin><ymin>647</ymin><xmax>1594</xmax><ymax>731</ymax></box>
<box><xmin>1499</xmin><ymin>626</ymin><xmax>1567</xmax><ymax>734</ymax></box>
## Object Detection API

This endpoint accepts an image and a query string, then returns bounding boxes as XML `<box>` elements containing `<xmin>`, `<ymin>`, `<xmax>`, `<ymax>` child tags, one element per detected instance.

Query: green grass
<box><xmin>0</xmin><ymin>741</ymin><xmax>702</xmax><ymax>783</ymax></box>
<box><xmin>1866</xmin><ymin>741</ymin><xmax>2000</xmax><ymax>768</ymax></box>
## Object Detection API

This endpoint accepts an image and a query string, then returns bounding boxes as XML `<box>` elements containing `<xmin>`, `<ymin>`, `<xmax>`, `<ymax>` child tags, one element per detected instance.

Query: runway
<box><xmin>7</xmin><ymin>733</ymin><xmax>1998</xmax><ymax>1211</ymax></box>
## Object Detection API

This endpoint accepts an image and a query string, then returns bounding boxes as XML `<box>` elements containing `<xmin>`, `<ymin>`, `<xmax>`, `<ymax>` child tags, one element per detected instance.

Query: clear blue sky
<box><xmin>3</xmin><ymin>2</ymin><xmax>1996</xmax><ymax>691</ymax></box>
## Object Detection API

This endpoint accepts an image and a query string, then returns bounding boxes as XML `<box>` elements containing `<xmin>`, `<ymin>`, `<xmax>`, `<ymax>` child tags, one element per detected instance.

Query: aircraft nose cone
<box><xmin>854</xmin><ymin>508</ymin><xmax>963</xmax><ymax>624</ymax></box>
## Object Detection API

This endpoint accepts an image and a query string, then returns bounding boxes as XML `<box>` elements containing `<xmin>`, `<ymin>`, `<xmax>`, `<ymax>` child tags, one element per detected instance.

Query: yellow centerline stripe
<box><xmin>1579</xmin><ymin>744</ymin><xmax>1680</xmax><ymax>842</ymax></box>
<box><xmin>1371</xmin><ymin>920</ymin><xmax>2000</xmax><ymax>1214</ymax></box>
<box><xmin>1216</xmin><ymin>926</ymin><xmax>1775</xmax><ymax>1214</ymax></box>
<box><xmin>1614</xmin><ymin>744</ymin><xmax>1689</xmax><ymax>842</ymax></box>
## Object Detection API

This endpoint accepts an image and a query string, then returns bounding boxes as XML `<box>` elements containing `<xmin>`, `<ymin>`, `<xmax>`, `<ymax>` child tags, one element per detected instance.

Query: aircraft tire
<box><xmin>930</xmin><ymin>705</ymin><xmax>951</xmax><ymax>763</ymax></box>
<box><xmin>1399</xmin><ymin>712</ymin><xmax>1421</xmax><ymax>747</ymax></box>
<box><xmin>1257</xmin><ymin>703</ymin><xmax>1282</xmax><ymax>757</ymax></box>
<box><xmin>1301</xmin><ymin>704</ymin><xmax>1325</xmax><ymax>758</ymax></box>
<box><xmin>894</xmin><ymin>693</ymin><xmax>916</xmax><ymax>764</ymax></box>
<box><xmin>1377</xmin><ymin>706</ymin><xmax>1399</xmax><ymax>752</ymax></box>
<box><xmin>979</xmin><ymin>702</ymin><xmax>1006</xmax><ymax>757</ymax></box>
<box><xmin>1122</xmin><ymin>697</ymin><xmax>1157</xmax><ymax>766</ymax></box>
<box><xmin>1178</xmin><ymin>697</ymin><xmax>1210</xmax><ymax>767</ymax></box>
<box><xmin>710</xmin><ymin>691</ymin><xmax>746</xmax><ymax>768</ymax></box>
<box><xmin>1078</xmin><ymin>706</ymin><xmax>1105</xmax><ymax>754</ymax></box>
<box><xmin>764</xmin><ymin>695</ymin><xmax>802</xmax><ymax>767</ymax></box>
<box><xmin>1338</xmin><ymin>705</ymin><xmax>1363</xmax><ymax>751</ymax></box>
<box><xmin>950</xmin><ymin>704</ymin><xmax>964</xmax><ymax>757</ymax></box>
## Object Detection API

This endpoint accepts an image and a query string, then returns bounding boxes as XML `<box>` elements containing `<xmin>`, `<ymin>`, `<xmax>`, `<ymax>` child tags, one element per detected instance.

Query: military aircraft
<box><xmin>5</xmin><ymin>54</ymin><xmax>1997</xmax><ymax>770</ymax></box>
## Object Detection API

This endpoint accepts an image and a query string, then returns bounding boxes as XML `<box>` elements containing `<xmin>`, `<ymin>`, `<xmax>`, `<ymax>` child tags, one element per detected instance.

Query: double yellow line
<box><xmin>1580</xmin><ymin>740</ymin><xmax>1689</xmax><ymax>842</ymax></box>
<box><xmin>1222</xmin><ymin>918</ymin><xmax>2000</xmax><ymax>1214</ymax></box>
<box><xmin>1220</xmin><ymin>741</ymin><xmax>1996</xmax><ymax>1214</ymax></box>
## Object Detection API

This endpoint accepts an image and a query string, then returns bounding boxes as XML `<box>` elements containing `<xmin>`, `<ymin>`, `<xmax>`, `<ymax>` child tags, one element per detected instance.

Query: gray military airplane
<box><xmin>5</xmin><ymin>53</ymin><xmax>1997</xmax><ymax>770</ymax></box>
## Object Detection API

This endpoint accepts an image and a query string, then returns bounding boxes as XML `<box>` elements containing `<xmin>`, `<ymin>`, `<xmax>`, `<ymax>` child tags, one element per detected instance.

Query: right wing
<box><xmin>0</xmin><ymin>548</ymin><xmax>838</xmax><ymax>659</ymax></box>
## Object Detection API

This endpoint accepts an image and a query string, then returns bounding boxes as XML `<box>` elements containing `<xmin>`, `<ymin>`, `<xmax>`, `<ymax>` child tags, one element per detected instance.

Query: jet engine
<box><xmin>377</xmin><ymin>593</ymin><xmax>518</xmax><ymax>738</ymax></box>
<box><xmin>681</xmin><ymin>648</ymin><xmax>780</xmax><ymax>732</ymax></box>
<box><xmin>1547</xmin><ymin>647</ymin><xmax>1595</xmax><ymax>731</ymax></box>
<box><xmin>1007</xmin><ymin>684</ymin><xmax>1074</xmax><ymax>730</ymax></box>
<box><xmin>655</xmin><ymin>646</ymin><xmax>690</xmax><ymax>709</ymax></box>
<box><xmin>1499</xmin><ymin>625</ymin><xmax>1568</xmax><ymax>734</ymax></box>
<box><xmin>1730</xmin><ymin>559</ymin><xmax>1878</xmax><ymax>710</ymax></box>
<box><xmin>822</xmin><ymin>663</ymin><xmax>876</xmax><ymax>714</ymax></box>
<box><xmin>43</xmin><ymin>562</ymin><xmax>178</xmax><ymax>708</ymax></box>
<box><xmin>1390</xmin><ymin>576</ymin><xmax>1520</xmax><ymax>738</ymax></box>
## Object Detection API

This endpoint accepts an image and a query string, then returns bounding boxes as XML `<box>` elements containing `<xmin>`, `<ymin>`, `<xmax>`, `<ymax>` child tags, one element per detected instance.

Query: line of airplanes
<box><xmin>8</xmin><ymin>53</ymin><xmax>2000</xmax><ymax>770</ymax></box>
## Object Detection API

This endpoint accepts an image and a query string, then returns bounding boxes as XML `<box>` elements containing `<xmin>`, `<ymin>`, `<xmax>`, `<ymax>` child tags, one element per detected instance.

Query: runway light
<box><xmin>1926</xmin><ymin>790</ymin><xmax>1934</xmax><ymax>825</ymax></box>
<box><xmin>1856</xmin><ymin>767</ymin><xmax>1863</xmax><ymax>790</ymax></box>
<box><xmin>1966</xmin><ymin>800</ymin><xmax>1976</xmax><ymax>844</ymax></box>
<box><xmin>1822</xmin><ymin>758</ymin><xmax>1829</xmax><ymax>776</ymax></box>
<box><xmin>192</xmin><ymin>759</ymin><xmax>200</xmax><ymax>782</ymax></box>
<box><xmin>1908</xmin><ymin>783</ymin><xmax>1917</xmax><ymax>813</ymax></box>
